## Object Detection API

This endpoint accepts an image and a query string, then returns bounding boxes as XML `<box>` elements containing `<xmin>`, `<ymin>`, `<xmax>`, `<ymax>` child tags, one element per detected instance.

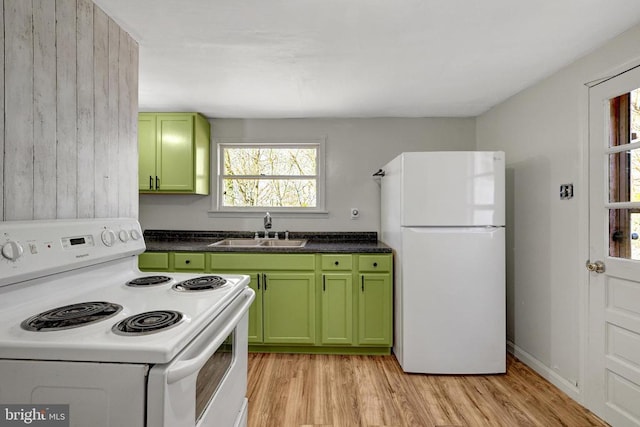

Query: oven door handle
<box><xmin>166</xmin><ymin>289</ymin><xmax>255</xmax><ymax>384</ymax></box>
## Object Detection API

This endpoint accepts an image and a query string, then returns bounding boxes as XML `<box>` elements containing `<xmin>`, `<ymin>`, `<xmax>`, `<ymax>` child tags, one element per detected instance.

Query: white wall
<box><xmin>0</xmin><ymin>0</ymin><xmax>138</xmax><ymax>221</ymax></box>
<box><xmin>477</xmin><ymin>24</ymin><xmax>640</xmax><ymax>399</ymax></box>
<box><xmin>139</xmin><ymin>117</ymin><xmax>475</xmax><ymax>232</ymax></box>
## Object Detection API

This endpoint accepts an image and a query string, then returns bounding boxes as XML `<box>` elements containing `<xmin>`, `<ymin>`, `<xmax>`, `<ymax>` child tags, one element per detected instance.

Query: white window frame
<box><xmin>213</xmin><ymin>137</ymin><xmax>326</xmax><ymax>214</ymax></box>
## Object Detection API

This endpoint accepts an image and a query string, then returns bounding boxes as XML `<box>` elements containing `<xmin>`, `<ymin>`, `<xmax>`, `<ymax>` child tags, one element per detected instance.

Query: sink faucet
<box><xmin>263</xmin><ymin>212</ymin><xmax>272</xmax><ymax>237</ymax></box>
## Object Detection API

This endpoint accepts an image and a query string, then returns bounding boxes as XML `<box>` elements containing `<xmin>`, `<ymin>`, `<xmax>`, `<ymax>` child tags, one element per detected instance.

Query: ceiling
<box><xmin>94</xmin><ymin>0</ymin><xmax>640</xmax><ymax>118</ymax></box>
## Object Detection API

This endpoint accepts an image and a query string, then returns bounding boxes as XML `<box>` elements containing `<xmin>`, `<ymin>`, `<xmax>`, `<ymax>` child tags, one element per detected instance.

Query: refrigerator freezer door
<box><xmin>399</xmin><ymin>226</ymin><xmax>506</xmax><ymax>374</ymax></box>
<box><xmin>400</xmin><ymin>151</ymin><xmax>505</xmax><ymax>227</ymax></box>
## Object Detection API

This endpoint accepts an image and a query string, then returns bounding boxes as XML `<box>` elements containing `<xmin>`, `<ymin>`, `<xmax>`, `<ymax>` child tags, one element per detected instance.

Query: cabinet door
<box><xmin>320</xmin><ymin>254</ymin><xmax>353</xmax><ymax>271</ymax></box>
<box><xmin>157</xmin><ymin>115</ymin><xmax>194</xmax><ymax>192</ymax></box>
<box><xmin>358</xmin><ymin>273</ymin><xmax>392</xmax><ymax>345</ymax></box>
<box><xmin>138</xmin><ymin>114</ymin><xmax>157</xmax><ymax>191</ymax></box>
<box><xmin>358</xmin><ymin>254</ymin><xmax>391</xmax><ymax>272</ymax></box>
<box><xmin>138</xmin><ymin>252</ymin><xmax>169</xmax><ymax>271</ymax></box>
<box><xmin>173</xmin><ymin>253</ymin><xmax>205</xmax><ymax>271</ymax></box>
<box><xmin>212</xmin><ymin>271</ymin><xmax>263</xmax><ymax>343</ymax></box>
<box><xmin>263</xmin><ymin>273</ymin><xmax>316</xmax><ymax>344</ymax></box>
<box><xmin>321</xmin><ymin>273</ymin><xmax>353</xmax><ymax>345</ymax></box>
<box><xmin>247</xmin><ymin>273</ymin><xmax>263</xmax><ymax>343</ymax></box>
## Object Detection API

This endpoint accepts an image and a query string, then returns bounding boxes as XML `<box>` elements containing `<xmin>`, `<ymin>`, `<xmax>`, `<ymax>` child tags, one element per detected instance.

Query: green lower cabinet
<box><xmin>358</xmin><ymin>273</ymin><xmax>392</xmax><ymax>346</ymax></box>
<box><xmin>138</xmin><ymin>252</ymin><xmax>205</xmax><ymax>272</ymax></box>
<box><xmin>173</xmin><ymin>252</ymin><xmax>205</xmax><ymax>271</ymax></box>
<box><xmin>138</xmin><ymin>251</ymin><xmax>392</xmax><ymax>354</ymax></box>
<box><xmin>246</xmin><ymin>273</ymin><xmax>263</xmax><ymax>343</ymax></box>
<box><xmin>209</xmin><ymin>253</ymin><xmax>316</xmax><ymax>346</ymax></box>
<box><xmin>138</xmin><ymin>252</ymin><xmax>169</xmax><ymax>271</ymax></box>
<box><xmin>321</xmin><ymin>273</ymin><xmax>353</xmax><ymax>345</ymax></box>
<box><xmin>263</xmin><ymin>273</ymin><xmax>316</xmax><ymax>344</ymax></box>
<box><xmin>210</xmin><ymin>271</ymin><xmax>264</xmax><ymax>343</ymax></box>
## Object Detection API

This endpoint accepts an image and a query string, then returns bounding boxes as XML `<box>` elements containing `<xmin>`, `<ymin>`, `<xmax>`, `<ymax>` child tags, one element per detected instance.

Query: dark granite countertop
<box><xmin>143</xmin><ymin>230</ymin><xmax>392</xmax><ymax>254</ymax></box>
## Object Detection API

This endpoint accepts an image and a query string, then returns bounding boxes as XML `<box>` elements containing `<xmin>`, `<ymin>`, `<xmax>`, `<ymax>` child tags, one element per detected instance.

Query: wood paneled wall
<box><xmin>0</xmin><ymin>0</ymin><xmax>138</xmax><ymax>221</ymax></box>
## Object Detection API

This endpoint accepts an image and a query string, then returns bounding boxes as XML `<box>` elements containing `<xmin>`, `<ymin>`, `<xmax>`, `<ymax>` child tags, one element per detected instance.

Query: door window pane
<box><xmin>608</xmin><ymin>88</ymin><xmax>640</xmax><ymax>260</ymax></box>
<box><xmin>608</xmin><ymin>149</ymin><xmax>640</xmax><ymax>203</ymax></box>
<box><xmin>609</xmin><ymin>208</ymin><xmax>640</xmax><ymax>260</ymax></box>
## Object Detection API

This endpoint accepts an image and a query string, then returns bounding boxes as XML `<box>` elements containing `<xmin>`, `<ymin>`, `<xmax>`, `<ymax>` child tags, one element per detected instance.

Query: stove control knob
<box><xmin>118</xmin><ymin>230</ymin><xmax>130</xmax><ymax>243</ymax></box>
<box><xmin>2</xmin><ymin>241</ymin><xmax>24</xmax><ymax>261</ymax></box>
<box><xmin>101</xmin><ymin>229</ymin><xmax>116</xmax><ymax>247</ymax></box>
<box><xmin>130</xmin><ymin>229</ymin><xmax>142</xmax><ymax>241</ymax></box>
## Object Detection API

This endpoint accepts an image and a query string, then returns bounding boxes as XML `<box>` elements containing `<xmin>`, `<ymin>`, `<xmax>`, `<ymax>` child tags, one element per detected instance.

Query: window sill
<box><xmin>207</xmin><ymin>210</ymin><xmax>329</xmax><ymax>218</ymax></box>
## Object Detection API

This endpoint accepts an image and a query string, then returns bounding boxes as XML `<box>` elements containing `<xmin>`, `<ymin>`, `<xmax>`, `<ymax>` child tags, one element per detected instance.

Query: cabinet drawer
<box><xmin>209</xmin><ymin>253</ymin><xmax>315</xmax><ymax>271</ymax></box>
<box><xmin>173</xmin><ymin>253</ymin><xmax>205</xmax><ymax>271</ymax></box>
<box><xmin>321</xmin><ymin>254</ymin><xmax>353</xmax><ymax>271</ymax></box>
<box><xmin>358</xmin><ymin>255</ymin><xmax>391</xmax><ymax>272</ymax></box>
<box><xmin>138</xmin><ymin>252</ymin><xmax>169</xmax><ymax>271</ymax></box>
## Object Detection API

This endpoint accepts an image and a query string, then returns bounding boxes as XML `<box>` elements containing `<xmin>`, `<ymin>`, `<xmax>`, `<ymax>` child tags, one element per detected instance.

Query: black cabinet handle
<box><xmin>149</xmin><ymin>176</ymin><xmax>153</xmax><ymax>190</ymax></box>
<box><xmin>323</xmin><ymin>275</ymin><xmax>326</xmax><ymax>291</ymax></box>
<box><xmin>185</xmin><ymin>259</ymin><xmax>191</xmax><ymax>264</ymax></box>
<box><xmin>334</xmin><ymin>261</ymin><xmax>339</xmax><ymax>266</ymax></box>
<box><xmin>155</xmin><ymin>176</ymin><xmax>160</xmax><ymax>190</ymax></box>
<box><xmin>361</xmin><ymin>276</ymin><xmax>364</xmax><ymax>292</ymax></box>
<box><xmin>263</xmin><ymin>273</ymin><xmax>267</xmax><ymax>290</ymax></box>
<box><xmin>257</xmin><ymin>274</ymin><xmax>260</xmax><ymax>290</ymax></box>
<box><xmin>373</xmin><ymin>262</ymin><xmax>378</xmax><ymax>267</ymax></box>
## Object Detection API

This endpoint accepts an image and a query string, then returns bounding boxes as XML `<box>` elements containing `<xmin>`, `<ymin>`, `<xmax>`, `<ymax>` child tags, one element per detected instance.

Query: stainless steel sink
<box><xmin>208</xmin><ymin>238</ymin><xmax>262</xmax><ymax>247</ymax></box>
<box><xmin>208</xmin><ymin>238</ymin><xmax>307</xmax><ymax>248</ymax></box>
<box><xmin>259</xmin><ymin>239</ymin><xmax>307</xmax><ymax>247</ymax></box>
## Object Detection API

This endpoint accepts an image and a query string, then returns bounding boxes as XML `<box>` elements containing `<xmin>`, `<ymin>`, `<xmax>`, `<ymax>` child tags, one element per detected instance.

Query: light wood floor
<box><xmin>247</xmin><ymin>353</ymin><xmax>607</xmax><ymax>427</ymax></box>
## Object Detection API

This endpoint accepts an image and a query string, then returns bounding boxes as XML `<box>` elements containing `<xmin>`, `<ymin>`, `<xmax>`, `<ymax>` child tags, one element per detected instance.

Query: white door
<box><xmin>587</xmin><ymin>67</ymin><xmax>640</xmax><ymax>427</ymax></box>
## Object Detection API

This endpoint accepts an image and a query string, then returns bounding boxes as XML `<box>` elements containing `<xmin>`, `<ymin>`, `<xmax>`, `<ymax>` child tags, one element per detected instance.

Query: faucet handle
<box><xmin>274</xmin><ymin>232</ymin><xmax>279</xmax><ymax>240</ymax></box>
<box><xmin>285</xmin><ymin>230</ymin><xmax>289</xmax><ymax>240</ymax></box>
<box><xmin>254</xmin><ymin>231</ymin><xmax>260</xmax><ymax>239</ymax></box>
<box><xmin>264</xmin><ymin>213</ymin><xmax>273</xmax><ymax>231</ymax></box>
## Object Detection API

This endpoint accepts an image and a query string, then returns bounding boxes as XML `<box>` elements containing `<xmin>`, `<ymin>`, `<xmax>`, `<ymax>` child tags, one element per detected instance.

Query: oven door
<box><xmin>147</xmin><ymin>288</ymin><xmax>254</xmax><ymax>427</ymax></box>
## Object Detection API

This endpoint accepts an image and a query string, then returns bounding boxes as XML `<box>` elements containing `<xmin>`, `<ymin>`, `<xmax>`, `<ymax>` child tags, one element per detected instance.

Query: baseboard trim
<box><xmin>507</xmin><ymin>340</ymin><xmax>582</xmax><ymax>403</ymax></box>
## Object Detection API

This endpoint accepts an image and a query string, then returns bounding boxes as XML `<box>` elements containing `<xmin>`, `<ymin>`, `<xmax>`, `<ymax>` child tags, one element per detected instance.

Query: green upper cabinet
<box><xmin>138</xmin><ymin>114</ymin><xmax>157</xmax><ymax>191</ymax></box>
<box><xmin>138</xmin><ymin>112</ymin><xmax>210</xmax><ymax>194</ymax></box>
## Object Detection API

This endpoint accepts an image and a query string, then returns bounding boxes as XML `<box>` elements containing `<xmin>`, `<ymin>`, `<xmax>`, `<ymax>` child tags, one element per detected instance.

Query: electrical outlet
<box><xmin>350</xmin><ymin>208</ymin><xmax>359</xmax><ymax>219</ymax></box>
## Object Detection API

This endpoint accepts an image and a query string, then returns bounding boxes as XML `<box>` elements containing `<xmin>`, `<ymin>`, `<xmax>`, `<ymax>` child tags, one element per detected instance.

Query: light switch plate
<box><xmin>560</xmin><ymin>184</ymin><xmax>573</xmax><ymax>200</ymax></box>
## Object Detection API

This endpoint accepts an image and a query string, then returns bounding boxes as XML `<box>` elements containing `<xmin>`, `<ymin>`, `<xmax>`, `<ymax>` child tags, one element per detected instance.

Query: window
<box><xmin>608</xmin><ymin>88</ymin><xmax>640</xmax><ymax>259</ymax></box>
<box><xmin>216</xmin><ymin>139</ymin><xmax>325</xmax><ymax>212</ymax></box>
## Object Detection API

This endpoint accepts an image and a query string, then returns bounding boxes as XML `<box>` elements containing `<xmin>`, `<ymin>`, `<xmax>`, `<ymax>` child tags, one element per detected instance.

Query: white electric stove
<box><xmin>0</xmin><ymin>218</ymin><xmax>254</xmax><ymax>427</ymax></box>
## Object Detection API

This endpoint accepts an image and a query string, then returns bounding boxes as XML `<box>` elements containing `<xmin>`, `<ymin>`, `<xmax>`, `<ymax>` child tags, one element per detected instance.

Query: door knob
<box><xmin>586</xmin><ymin>260</ymin><xmax>605</xmax><ymax>273</ymax></box>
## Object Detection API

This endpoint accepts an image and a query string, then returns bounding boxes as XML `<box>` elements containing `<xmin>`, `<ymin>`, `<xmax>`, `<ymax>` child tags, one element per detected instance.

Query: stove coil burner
<box><xmin>113</xmin><ymin>310</ymin><xmax>184</xmax><ymax>335</ymax></box>
<box><xmin>21</xmin><ymin>301</ymin><xmax>123</xmax><ymax>331</ymax></box>
<box><xmin>172</xmin><ymin>275</ymin><xmax>227</xmax><ymax>292</ymax></box>
<box><xmin>126</xmin><ymin>275</ymin><xmax>172</xmax><ymax>287</ymax></box>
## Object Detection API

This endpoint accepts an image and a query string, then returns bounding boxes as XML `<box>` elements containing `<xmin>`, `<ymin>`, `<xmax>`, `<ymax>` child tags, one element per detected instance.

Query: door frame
<box><xmin>581</xmin><ymin>57</ymin><xmax>640</xmax><ymax>418</ymax></box>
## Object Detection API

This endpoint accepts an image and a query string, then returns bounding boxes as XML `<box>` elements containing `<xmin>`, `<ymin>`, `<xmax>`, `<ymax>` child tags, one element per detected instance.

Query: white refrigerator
<box><xmin>380</xmin><ymin>151</ymin><xmax>506</xmax><ymax>374</ymax></box>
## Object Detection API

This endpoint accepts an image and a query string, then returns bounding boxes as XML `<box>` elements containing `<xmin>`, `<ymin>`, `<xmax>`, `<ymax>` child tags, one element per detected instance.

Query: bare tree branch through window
<box><xmin>220</xmin><ymin>145</ymin><xmax>319</xmax><ymax>208</ymax></box>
